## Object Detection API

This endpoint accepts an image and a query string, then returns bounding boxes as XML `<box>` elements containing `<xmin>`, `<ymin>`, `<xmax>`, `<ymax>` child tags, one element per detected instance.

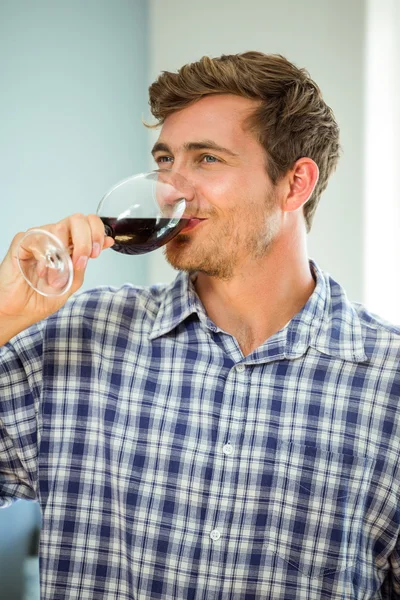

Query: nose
<box><xmin>156</xmin><ymin>170</ymin><xmax>195</xmax><ymax>202</ymax></box>
<box><xmin>154</xmin><ymin>170</ymin><xmax>196</xmax><ymax>218</ymax></box>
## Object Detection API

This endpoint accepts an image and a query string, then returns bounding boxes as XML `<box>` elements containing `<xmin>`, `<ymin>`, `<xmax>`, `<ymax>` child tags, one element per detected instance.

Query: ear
<box><xmin>283</xmin><ymin>158</ymin><xmax>319</xmax><ymax>213</ymax></box>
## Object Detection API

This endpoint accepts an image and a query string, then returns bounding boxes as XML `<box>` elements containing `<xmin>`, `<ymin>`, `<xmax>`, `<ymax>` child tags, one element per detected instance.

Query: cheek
<box><xmin>195</xmin><ymin>173</ymin><xmax>246</xmax><ymax>210</ymax></box>
<box><xmin>193</xmin><ymin>170</ymin><xmax>274</xmax><ymax>218</ymax></box>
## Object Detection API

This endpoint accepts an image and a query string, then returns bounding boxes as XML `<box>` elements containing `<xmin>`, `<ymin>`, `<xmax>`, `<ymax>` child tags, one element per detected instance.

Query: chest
<box><xmin>40</xmin><ymin>337</ymin><xmax>394</xmax><ymax>457</ymax></box>
<box><xmin>38</xmin><ymin>337</ymin><xmax>400</xmax><ymax>596</ymax></box>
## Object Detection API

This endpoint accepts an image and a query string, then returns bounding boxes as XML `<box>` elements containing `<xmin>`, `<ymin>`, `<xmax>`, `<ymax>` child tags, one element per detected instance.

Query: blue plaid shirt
<box><xmin>1</xmin><ymin>261</ymin><xmax>400</xmax><ymax>599</ymax></box>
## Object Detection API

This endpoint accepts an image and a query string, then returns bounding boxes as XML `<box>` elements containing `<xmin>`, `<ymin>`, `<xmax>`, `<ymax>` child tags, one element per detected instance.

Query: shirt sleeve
<box><xmin>0</xmin><ymin>323</ymin><xmax>45</xmax><ymax>507</ymax></box>
<box><xmin>383</xmin><ymin>538</ymin><xmax>400</xmax><ymax>598</ymax></box>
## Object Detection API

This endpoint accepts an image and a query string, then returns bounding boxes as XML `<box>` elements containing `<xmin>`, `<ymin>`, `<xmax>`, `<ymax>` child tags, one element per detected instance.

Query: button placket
<box><xmin>202</xmin><ymin>362</ymin><xmax>249</xmax><ymax>557</ymax></box>
<box><xmin>223</xmin><ymin>443</ymin><xmax>234</xmax><ymax>456</ymax></box>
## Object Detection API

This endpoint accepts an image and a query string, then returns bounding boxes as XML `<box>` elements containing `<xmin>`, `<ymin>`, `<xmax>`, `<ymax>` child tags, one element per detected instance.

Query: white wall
<box><xmin>0</xmin><ymin>0</ymin><xmax>150</xmax><ymax>291</ymax></box>
<box><xmin>364</xmin><ymin>0</ymin><xmax>400</xmax><ymax>324</ymax></box>
<box><xmin>148</xmin><ymin>0</ymin><xmax>366</xmax><ymax>303</ymax></box>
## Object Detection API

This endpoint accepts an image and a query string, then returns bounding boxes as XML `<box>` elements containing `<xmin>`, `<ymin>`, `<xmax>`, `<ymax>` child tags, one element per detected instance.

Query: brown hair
<box><xmin>148</xmin><ymin>51</ymin><xmax>341</xmax><ymax>232</ymax></box>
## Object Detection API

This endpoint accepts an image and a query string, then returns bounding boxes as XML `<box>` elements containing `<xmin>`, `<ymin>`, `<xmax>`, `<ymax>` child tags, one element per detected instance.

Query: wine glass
<box><xmin>17</xmin><ymin>170</ymin><xmax>193</xmax><ymax>297</ymax></box>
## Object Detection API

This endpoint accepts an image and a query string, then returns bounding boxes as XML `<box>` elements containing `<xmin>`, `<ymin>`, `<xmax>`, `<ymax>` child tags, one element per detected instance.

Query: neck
<box><xmin>193</xmin><ymin>222</ymin><xmax>315</xmax><ymax>357</ymax></box>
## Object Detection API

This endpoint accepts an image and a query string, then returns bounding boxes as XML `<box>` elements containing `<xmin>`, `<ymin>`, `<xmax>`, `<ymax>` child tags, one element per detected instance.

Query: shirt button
<box><xmin>235</xmin><ymin>364</ymin><xmax>245</xmax><ymax>372</ymax></box>
<box><xmin>223</xmin><ymin>443</ymin><xmax>233</xmax><ymax>456</ymax></box>
<box><xmin>210</xmin><ymin>529</ymin><xmax>221</xmax><ymax>541</ymax></box>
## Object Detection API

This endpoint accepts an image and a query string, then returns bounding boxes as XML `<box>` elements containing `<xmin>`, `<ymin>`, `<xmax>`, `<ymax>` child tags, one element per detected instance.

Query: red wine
<box><xmin>100</xmin><ymin>217</ymin><xmax>190</xmax><ymax>255</ymax></box>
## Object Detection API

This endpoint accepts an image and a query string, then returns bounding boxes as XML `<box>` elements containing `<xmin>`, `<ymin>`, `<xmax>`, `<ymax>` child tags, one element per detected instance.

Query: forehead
<box><xmin>157</xmin><ymin>94</ymin><xmax>260</xmax><ymax>150</ymax></box>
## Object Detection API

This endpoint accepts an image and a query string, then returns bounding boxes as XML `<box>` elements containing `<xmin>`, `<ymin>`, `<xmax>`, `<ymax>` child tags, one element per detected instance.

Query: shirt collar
<box><xmin>283</xmin><ymin>261</ymin><xmax>368</xmax><ymax>363</ymax></box>
<box><xmin>149</xmin><ymin>261</ymin><xmax>368</xmax><ymax>364</ymax></box>
<box><xmin>148</xmin><ymin>271</ymin><xmax>207</xmax><ymax>340</ymax></box>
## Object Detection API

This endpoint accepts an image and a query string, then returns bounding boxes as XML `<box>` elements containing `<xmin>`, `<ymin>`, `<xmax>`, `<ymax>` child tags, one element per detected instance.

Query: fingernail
<box><xmin>76</xmin><ymin>256</ymin><xmax>88</xmax><ymax>270</ymax></box>
<box><xmin>92</xmin><ymin>242</ymin><xmax>101</xmax><ymax>258</ymax></box>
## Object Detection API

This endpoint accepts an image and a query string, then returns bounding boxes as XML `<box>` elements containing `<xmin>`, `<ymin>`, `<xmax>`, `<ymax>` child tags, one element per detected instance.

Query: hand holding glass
<box><xmin>17</xmin><ymin>171</ymin><xmax>194</xmax><ymax>297</ymax></box>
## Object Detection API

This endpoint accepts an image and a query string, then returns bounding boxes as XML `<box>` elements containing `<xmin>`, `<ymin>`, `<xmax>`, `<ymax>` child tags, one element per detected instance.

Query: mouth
<box><xmin>180</xmin><ymin>217</ymin><xmax>207</xmax><ymax>233</ymax></box>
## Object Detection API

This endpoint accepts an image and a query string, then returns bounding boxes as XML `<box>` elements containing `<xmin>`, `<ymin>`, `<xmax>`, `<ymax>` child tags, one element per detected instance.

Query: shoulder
<box><xmin>4</xmin><ymin>282</ymin><xmax>173</xmax><ymax>356</ymax></box>
<box><xmin>353</xmin><ymin>302</ymin><xmax>400</xmax><ymax>337</ymax></box>
<box><xmin>352</xmin><ymin>301</ymin><xmax>400</xmax><ymax>367</ymax></box>
<box><xmin>352</xmin><ymin>301</ymin><xmax>400</xmax><ymax>340</ymax></box>
<box><xmin>315</xmin><ymin>264</ymin><xmax>400</xmax><ymax>369</ymax></box>
<box><xmin>62</xmin><ymin>282</ymin><xmax>169</xmax><ymax>316</ymax></box>
<box><xmin>46</xmin><ymin>282</ymin><xmax>171</xmax><ymax>335</ymax></box>
<box><xmin>321</xmin><ymin>265</ymin><xmax>400</xmax><ymax>349</ymax></box>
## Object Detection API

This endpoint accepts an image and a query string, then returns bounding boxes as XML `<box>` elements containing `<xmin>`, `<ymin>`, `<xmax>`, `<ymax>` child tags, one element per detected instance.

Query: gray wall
<box><xmin>0</xmin><ymin>2</ymin><xmax>149</xmax><ymax>598</ymax></box>
<box><xmin>148</xmin><ymin>0</ymin><xmax>366</xmax><ymax>304</ymax></box>
<box><xmin>0</xmin><ymin>0</ymin><xmax>149</xmax><ymax>291</ymax></box>
<box><xmin>0</xmin><ymin>502</ymin><xmax>41</xmax><ymax>600</ymax></box>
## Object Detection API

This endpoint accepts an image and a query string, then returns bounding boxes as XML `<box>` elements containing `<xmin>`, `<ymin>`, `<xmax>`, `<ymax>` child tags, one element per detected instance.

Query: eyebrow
<box><xmin>151</xmin><ymin>140</ymin><xmax>239</xmax><ymax>158</ymax></box>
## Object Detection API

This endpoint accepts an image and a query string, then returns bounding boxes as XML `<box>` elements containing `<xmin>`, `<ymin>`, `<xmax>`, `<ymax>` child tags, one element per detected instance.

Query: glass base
<box><xmin>17</xmin><ymin>229</ymin><xmax>73</xmax><ymax>297</ymax></box>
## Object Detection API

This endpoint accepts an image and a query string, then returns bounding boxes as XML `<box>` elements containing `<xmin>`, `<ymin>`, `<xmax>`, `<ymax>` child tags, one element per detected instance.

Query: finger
<box><xmin>62</xmin><ymin>213</ymin><xmax>93</xmax><ymax>271</ymax></box>
<box><xmin>69</xmin><ymin>264</ymin><xmax>86</xmax><ymax>296</ymax></box>
<box><xmin>9</xmin><ymin>231</ymin><xmax>28</xmax><ymax>258</ymax></box>
<box><xmin>46</xmin><ymin>267</ymin><xmax>70</xmax><ymax>291</ymax></box>
<box><xmin>36</xmin><ymin>257</ymin><xmax>47</xmax><ymax>279</ymax></box>
<box><xmin>50</xmin><ymin>219</ymin><xmax>74</xmax><ymax>259</ymax></box>
<box><xmin>33</xmin><ymin>247</ymin><xmax>70</xmax><ymax>293</ymax></box>
<box><xmin>12</xmin><ymin>230</ymin><xmax>52</xmax><ymax>263</ymax></box>
<box><xmin>103</xmin><ymin>236</ymin><xmax>115</xmax><ymax>250</ymax></box>
<box><xmin>86</xmin><ymin>214</ymin><xmax>110</xmax><ymax>258</ymax></box>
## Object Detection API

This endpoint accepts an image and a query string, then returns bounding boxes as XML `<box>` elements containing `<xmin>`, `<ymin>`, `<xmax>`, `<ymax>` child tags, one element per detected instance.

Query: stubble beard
<box><xmin>164</xmin><ymin>199</ymin><xmax>280</xmax><ymax>281</ymax></box>
<box><xmin>164</xmin><ymin>220</ymin><xmax>240</xmax><ymax>280</ymax></box>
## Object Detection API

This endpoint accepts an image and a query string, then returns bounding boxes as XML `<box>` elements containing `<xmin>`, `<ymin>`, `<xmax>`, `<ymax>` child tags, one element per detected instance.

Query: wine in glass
<box><xmin>17</xmin><ymin>170</ymin><xmax>193</xmax><ymax>297</ymax></box>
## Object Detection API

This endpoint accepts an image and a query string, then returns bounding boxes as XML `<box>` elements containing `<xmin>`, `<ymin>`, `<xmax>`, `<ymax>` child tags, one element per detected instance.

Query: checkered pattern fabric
<box><xmin>1</xmin><ymin>261</ymin><xmax>400</xmax><ymax>599</ymax></box>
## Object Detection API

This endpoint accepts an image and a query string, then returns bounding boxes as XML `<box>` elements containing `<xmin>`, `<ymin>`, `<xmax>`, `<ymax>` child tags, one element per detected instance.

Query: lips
<box><xmin>180</xmin><ymin>217</ymin><xmax>206</xmax><ymax>233</ymax></box>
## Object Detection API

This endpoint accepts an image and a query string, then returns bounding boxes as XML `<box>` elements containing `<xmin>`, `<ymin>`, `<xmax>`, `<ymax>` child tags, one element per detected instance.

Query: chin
<box><xmin>164</xmin><ymin>237</ymin><xmax>194</xmax><ymax>272</ymax></box>
<box><xmin>164</xmin><ymin>250</ymin><xmax>196</xmax><ymax>273</ymax></box>
<box><xmin>164</xmin><ymin>246</ymin><xmax>234</xmax><ymax>280</ymax></box>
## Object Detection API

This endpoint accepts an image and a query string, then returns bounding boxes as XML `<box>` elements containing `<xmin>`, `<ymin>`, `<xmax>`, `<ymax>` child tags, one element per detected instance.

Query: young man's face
<box><xmin>151</xmin><ymin>94</ymin><xmax>283</xmax><ymax>279</ymax></box>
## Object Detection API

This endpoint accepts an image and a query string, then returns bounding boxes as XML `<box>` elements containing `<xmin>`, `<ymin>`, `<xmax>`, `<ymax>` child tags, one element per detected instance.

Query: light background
<box><xmin>0</xmin><ymin>0</ymin><xmax>149</xmax><ymax>291</ymax></box>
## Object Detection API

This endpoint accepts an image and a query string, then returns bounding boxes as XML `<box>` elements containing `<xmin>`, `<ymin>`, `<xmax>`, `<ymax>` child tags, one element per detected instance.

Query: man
<box><xmin>1</xmin><ymin>51</ymin><xmax>399</xmax><ymax>599</ymax></box>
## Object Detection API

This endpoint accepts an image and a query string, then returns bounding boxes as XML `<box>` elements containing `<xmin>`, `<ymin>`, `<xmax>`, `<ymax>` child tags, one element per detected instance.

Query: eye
<box><xmin>155</xmin><ymin>155</ymin><xmax>173</xmax><ymax>164</ymax></box>
<box><xmin>202</xmin><ymin>155</ymin><xmax>219</xmax><ymax>163</ymax></box>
